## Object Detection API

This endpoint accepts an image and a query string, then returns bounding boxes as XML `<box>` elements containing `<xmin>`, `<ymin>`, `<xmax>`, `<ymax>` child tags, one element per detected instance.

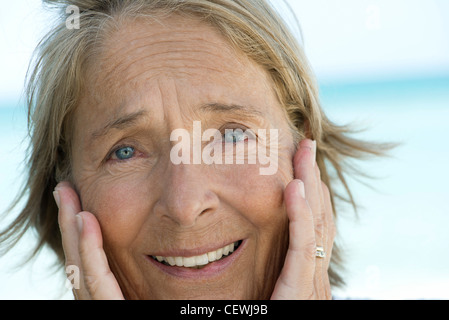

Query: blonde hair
<box><xmin>1</xmin><ymin>0</ymin><xmax>393</xmax><ymax>289</ymax></box>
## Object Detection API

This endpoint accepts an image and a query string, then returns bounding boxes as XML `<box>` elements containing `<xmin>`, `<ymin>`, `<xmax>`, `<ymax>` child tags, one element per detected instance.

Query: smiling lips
<box><xmin>151</xmin><ymin>240</ymin><xmax>242</xmax><ymax>269</ymax></box>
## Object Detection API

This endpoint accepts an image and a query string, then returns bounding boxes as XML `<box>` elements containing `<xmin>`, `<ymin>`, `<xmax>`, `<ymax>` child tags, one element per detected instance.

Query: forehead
<box><xmin>83</xmin><ymin>14</ymin><xmax>276</xmax><ymax>103</ymax></box>
<box><xmin>75</xmin><ymin>14</ymin><xmax>287</xmax><ymax>136</ymax></box>
<box><xmin>94</xmin><ymin>17</ymin><xmax>262</xmax><ymax>89</ymax></box>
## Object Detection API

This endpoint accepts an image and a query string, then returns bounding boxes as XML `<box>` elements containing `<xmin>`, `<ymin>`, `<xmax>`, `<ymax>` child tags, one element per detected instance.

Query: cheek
<box><xmin>215</xmin><ymin>162</ymin><xmax>288</xmax><ymax>229</ymax></box>
<box><xmin>244</xmin><ymin>173</ymin><xmax>285</xmax><ymax>227</ymax></box>
<box><xmin>275</xmin><ymin>143</ymin><xmax>296</xmax><ymax>183</ymax></box>
<box><xmin>78</xmin><ymin>173</ymin><xmax>152</xmax><ymax>249</ymax></box>
<box><xmin>213</xmin><ymin>132</ymin><xmax>295</xmax><ymax>228</ymax></box>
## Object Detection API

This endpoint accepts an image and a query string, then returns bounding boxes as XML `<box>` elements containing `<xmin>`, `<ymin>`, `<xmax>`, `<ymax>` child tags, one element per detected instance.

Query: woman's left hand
<box><xmin>271</xmin><ymin>139</ymin><xmax>336</xmax><ymax>300</ymax></box>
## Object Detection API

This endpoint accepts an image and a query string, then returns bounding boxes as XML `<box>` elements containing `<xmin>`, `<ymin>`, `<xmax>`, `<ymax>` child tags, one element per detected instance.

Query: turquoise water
<box><xmin>1</xmin><ymin>76</ymin><xmax>448</xmax><ymax>299</ymax></box>
<box><xmin>319</xmin><ymin>76</ymin><xmax>449</xmax><ymax>299</ymax></box>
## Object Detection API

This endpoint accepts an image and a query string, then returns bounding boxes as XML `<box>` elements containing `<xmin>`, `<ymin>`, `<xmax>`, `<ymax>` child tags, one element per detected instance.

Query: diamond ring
<box><xmin>316</xmin><ymin>246</ymin><xmax>326</xmax><ymax>259</ymax></box>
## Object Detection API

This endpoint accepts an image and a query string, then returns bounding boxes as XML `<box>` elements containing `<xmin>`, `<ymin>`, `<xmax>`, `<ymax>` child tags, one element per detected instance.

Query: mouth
<box><xmin>150</xmin><ymin>240</ymin><xmax>243</xmax><ymax>270</ymax></box>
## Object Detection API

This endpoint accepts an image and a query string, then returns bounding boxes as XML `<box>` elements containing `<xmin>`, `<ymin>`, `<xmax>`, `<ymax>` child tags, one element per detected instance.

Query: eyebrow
<box><xmin>90</xmin><ymin>103</ymin><xmax>263</xmax><ymax>142</ymax></box>
<box><xmin>200</xmin><ymin>103</ymin><xmax>264</xmax><ymax>118</ymax></box>
<box><xmin>90</xmin><ymin>110</ymin><xmax>148</xmax><ymax>141</ymax></box>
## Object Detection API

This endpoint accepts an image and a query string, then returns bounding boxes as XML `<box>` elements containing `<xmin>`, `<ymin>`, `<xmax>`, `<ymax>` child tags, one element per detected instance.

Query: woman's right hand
<box><xmin>54</xmin><ymin>182</ymin><xmax>124</xmax><ymax>300</ymax></box>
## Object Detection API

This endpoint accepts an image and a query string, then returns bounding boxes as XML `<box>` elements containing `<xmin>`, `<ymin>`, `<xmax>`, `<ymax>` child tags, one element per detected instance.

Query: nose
<box><xmin>154</xmin><ymin>164</ymin><xmax>219</xmax><ymax>227</ymax></box>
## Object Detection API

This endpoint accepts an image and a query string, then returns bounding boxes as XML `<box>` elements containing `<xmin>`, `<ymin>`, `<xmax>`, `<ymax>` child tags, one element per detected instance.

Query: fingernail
<box><xmin>76</xmin><ymin>214</ymin><xmax>83</xmax><ymax>234</ymax></box>
<box><xmin>296</xmin><ymin>180</ymin><xmax>306</xmax><ymax>198</ymax></box>
<box><xmin>53</xmin><ymin>191</ymin><xmax>60</xmax><ymax>209</ymax></box>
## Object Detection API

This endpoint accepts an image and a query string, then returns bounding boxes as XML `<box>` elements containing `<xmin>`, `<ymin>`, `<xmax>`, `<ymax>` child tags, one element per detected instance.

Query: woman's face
<box><xmin>71</xmin><ymin>15</ymin><xmax>296</xmax><ymax>299</ymax></box>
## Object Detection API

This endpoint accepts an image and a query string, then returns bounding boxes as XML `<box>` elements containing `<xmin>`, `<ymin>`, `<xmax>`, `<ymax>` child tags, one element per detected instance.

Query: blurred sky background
<box><xmin>0</xmin><ymin>0</ymin><xmax>448</xmax><ymax>299</ymax></box>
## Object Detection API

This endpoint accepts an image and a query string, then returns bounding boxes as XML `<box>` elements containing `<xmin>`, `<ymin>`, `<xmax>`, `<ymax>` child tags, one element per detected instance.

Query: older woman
<box><xmin>1</xmin><ymin>0</ymin><xmax>386</xmax><ymax>300</ymax></box>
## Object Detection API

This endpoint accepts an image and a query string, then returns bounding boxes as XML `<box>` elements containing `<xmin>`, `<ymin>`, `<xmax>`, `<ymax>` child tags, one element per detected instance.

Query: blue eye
<box><xmin>114</xmin><ymin>146</ymin><xmax>135</xmax><ymax>160</ymax></box>
<box><xmin>224</xmin><ymin>130</ymin><xmax>248</xmax><ymax>143</ymax></box>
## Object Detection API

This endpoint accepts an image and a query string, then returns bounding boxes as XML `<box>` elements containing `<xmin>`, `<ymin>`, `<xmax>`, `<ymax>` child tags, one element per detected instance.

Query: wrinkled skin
<box><xmin>54</xmin><ymin>15</ymin><xmax>335</xmax><ymax>300</ymax></box>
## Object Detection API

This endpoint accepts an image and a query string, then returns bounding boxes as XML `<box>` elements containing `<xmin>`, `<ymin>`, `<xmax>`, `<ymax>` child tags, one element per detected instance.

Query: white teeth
<box><xmin>207</xmin><ymin>250</ymin><xmax>216</xmax><ymax>262</ymax></box>
<box><xmin>183</xmin><ymin>256</ymin><xmax>196</xmax><ymax>268</ymax></box>
<box><xmin>166</xmin><ymin>256</ymin><xmax>176</xmax><ymax>266</ymax></box>
<box><xmin>216</xmin><ymin>247</ymin><xmax>223</xmax><ymax>260</ymax></box>
<box><xmin>175</xmin><ymin>256</ymin><xmax>183</xmax><ymax>267</ymax></box>
<box><xmin>153</xmin><ymin>241</ymin><xmax>240</xmax><ymax>268</ymax></box>
<box><xmin>195</xmin><ymin>254</ymin><xmax>209</xmax><ymax>266</ymax></box>
<box><xmin>223</xmin><ymin>245</ymin><xmax>230</xmax><ymax>256</ymax></box>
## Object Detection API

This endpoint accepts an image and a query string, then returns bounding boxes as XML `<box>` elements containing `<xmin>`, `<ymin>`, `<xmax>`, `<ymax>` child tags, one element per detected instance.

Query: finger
<box><xmin>55</xmin><ymin>182</ymin><xmax>81</xmax><ymax>267</ymax></box>
<box><xmin>316</xmin><ymin>166</ymin><xmax>327</xmax><ymax>249</ymax></box>
<box><xmin>55</xmin><ymin>181</ymin><xmax>91</xmax><ymax>299</ymax></box>
<box><xmin>315</xmin><ymin>180</ymin><xmax>333</xmax><ymax>299</ymax></box>
<box><xmin>294</xmin><ymin>140</ymin><xmax>330</xmax><ymax>299</ymax></box>
<box><xmin>77</xmin><ymin>211</ymin><xmax>124</xmax><ymax>300</ymax></box>
<box><xmin>272</xmin><ymin>179</ymin><xmax>316</xmax><ymax>300</ymax></box>
<box><xmin>313</xmin><ymin>164</ymin><xmax>328</xmax><ymax>299</ymax></box>
<box><xmin>321</xmin><ymin>181</ymin><xmax>335</xmax><ymax>300</ymax></box>
<box><xmin>322</xmin><ymin>181</ymin><xmax>335</xmax><ymax>265</ymax></box>
<box><xmin>294</xmin><ymin>139</ymin><xmax>324</xmax><ymax>246</ymax></box>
